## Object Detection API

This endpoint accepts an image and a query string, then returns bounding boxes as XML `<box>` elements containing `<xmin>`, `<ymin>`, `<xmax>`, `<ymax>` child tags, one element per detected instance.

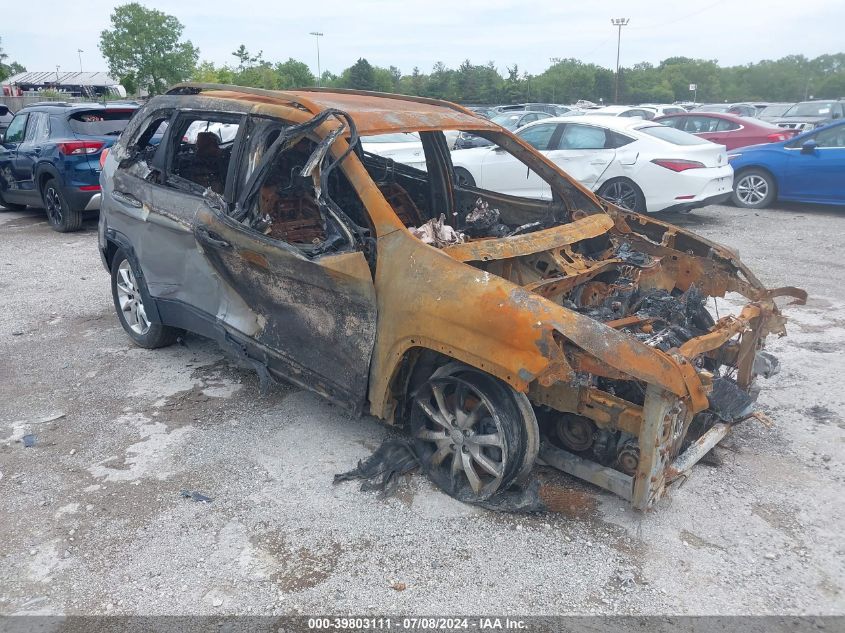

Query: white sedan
<box><xmin>361</xmin><ymin>132</ymin><xmax>427</xmax><ymax>170</ymax></box>
<box><xmin>451</xmin><ymin>115</ymin><xmax>733</xmax><ymax>213</ymax></box>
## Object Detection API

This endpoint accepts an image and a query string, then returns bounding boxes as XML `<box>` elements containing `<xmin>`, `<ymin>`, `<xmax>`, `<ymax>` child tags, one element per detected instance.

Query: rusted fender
<box><xmin>442</xmin><ymin>214</ymin><xmax>614</xmax><ymax>262</ymax></box>
<box><xmin>368</xmin><ymin>228</ymin><xmax>697</xmax><ymax>419</ymax></box>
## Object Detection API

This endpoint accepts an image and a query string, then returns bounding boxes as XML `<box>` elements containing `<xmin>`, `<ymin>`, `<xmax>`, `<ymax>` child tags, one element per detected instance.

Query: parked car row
<box><xmin>0</xmin><ymin>101</ymin><xmax>138</xmax><ymax>231</ymax></box>
<box><xmin>452</xmin><ymin>115</ymin><xmax>732</xmax><ymax>213</ymax></box>
<box><xmin>2</xmin><ymin>94</ymin><xmax>843</xmax><ymax>230</ymax></box>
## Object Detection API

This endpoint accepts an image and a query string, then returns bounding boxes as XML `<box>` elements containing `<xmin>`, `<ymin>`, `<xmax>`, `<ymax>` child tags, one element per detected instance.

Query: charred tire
<box><xmin>0</xmin><ymin>190</ymin><xmax>26</xmax><ymax>211</ymax></box>
<box><xmin>42</xmin><ymin>178</ymin><xmax>82</xmax><ymax>232</ymax></box>
<box><xmin>453</xmin><ymin>167</ymin><xmax>476</xmax><ymax>188</ymax></box>
<box><xmin>597</xmin><ymin>178</ymin><xmax>646</xmax><ymax>213</ymax></box>
<box><xmin>410</xmin><ymin>362</ymin><xmax>539</xmax><ymax>502</ymax></box>
<box><xmin>110</xmin><ymin>249</ymin><xmax>179</xmax><ymax>349</ymax></box>
<box><xmin>732</xmin><ymin>168</ymin><xmax>776</xmax><ymax>209</ymax></box>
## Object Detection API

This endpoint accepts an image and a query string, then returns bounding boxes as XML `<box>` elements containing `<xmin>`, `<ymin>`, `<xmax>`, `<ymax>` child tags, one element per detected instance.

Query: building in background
<box><xmin>1</xmin><ymin>71</ymin><xmax>126</xmax><ymax>99</ymax></box>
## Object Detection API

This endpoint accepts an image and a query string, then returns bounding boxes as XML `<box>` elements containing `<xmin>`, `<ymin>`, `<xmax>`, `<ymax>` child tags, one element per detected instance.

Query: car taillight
<box><xmin>651</xmin><ymin>158</ymin><xmax>706</xmax><ymax>172</ymax></box>
<box><xmin>99</xmin><ymin>147</ymin><xmax>110</xmax><ymax>169</ymax></box>
<box><xmin>766</xmin><ymin>132</ymin><xmax>790</xmax><ymax>142</ymax></box>
<box><xmin>57</xmin><ymin>140</ymin><xmax>105</xmax><ymax>156</ymax></box>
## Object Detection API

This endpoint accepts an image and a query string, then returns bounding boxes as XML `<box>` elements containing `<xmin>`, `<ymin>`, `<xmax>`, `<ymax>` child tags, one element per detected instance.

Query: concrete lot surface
<box><xmin>0</xmin><ymin>203</ymin><xmax>843</xmax><ymax>616</ymax></box>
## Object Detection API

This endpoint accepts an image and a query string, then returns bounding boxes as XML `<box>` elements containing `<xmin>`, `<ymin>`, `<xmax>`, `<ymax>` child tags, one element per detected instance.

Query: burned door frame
<box><xmin>191</xmin><ymin>112</ymin><xmax>379</xmax><ymax>412</ymax></box>
<box><xmin>107</xmin><ymin>107</ymin><xmax>247</xmax><ymax>322</ymax></box>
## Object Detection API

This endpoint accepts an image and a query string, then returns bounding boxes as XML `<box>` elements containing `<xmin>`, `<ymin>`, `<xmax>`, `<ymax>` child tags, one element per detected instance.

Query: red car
<box><xmin>654</xmin><ymin>112</ymin><xmax>798</xmax><ymax>150</ymax></box>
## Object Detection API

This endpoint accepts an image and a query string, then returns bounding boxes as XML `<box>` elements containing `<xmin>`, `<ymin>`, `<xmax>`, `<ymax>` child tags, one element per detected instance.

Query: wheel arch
<box><xmin>35</xmin><ymin>163</ymin><xmax>62</xmax><ymax>197</ymax></box>
<box><xmin>372</xmin><ymin>340</ymin><xmax>528</xmax><ymax>426</ymax></box>
<box><xmin>104</xmin><ymin>230</ymin><xmax>164</xmax><ymax>326</ymax></box>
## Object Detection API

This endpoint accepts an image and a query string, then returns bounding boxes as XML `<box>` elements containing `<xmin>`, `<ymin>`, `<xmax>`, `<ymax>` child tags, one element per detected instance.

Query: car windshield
<box><xmin>783</xmin><ymin>102</ymin><xmax>838</xmax><ymax>117</ymax></box>
<box><xmin>637</xmin><ymin>125</ymin><xmax>710</xmax><ymax>145</ymax></box>
<box><xmin>695</xmin><ymin>105</ymin><xmax>730</xmax><ymax>113</ymax></box>
<box><xmin>491</xmin><ymin>114</ymin><xmax>523</xmax><ymax>130</ymax></box>
<box><xmin>760</xmin><ymin>104</ymin><xmax>792</xmax><ymax>117</ymax></box>
<box><xmin>67</xmin><ymin>109</ymin><xmax>135</xmax><ymax>136</ymax></box>
<box><xmin>362</xmin><ymin>132</ymin><xmax>421</xmax><ymax>143</ymax></box>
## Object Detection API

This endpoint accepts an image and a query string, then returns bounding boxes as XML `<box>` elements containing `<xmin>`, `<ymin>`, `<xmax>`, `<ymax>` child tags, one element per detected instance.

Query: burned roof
<box><xmin>167</xmin><ymin>83</ymin><xmax>498</xmax><ymax>135</ymax></box>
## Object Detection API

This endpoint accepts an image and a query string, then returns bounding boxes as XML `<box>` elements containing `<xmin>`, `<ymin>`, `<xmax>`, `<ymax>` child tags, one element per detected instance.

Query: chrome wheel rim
<box><xmin>414</xmin><ymin>375</ymin><xmax>507</xmax><ymax>499</ymax></box>
<box><xmin>601</xmin><ymin>181</ymin><xmax>639</xmax><ymax>210</ymax></box>
<box><xmin>116</xmin><ymin>260</ymin><xmax>151</xmax><ymax>335</ymax></box>
<box><xmin>45</xmin><ymin>187</ymin><xmax>63</xmax><ymax>225</ymax></box>
<box><xmin>736</xmin><ymin>174</ymin><xmax>769</xmax><ymax>206</ymax></box>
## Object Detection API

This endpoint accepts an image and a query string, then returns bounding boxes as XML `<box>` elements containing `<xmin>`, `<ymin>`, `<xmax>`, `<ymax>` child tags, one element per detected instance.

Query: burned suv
<box><xmin>99</xmin><ymin>84</ymin><xmax>804</xmax><ymax>510</ymax></box>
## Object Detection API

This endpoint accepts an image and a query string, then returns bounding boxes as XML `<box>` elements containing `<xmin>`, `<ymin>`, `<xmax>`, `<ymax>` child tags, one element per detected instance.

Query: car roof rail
<box><xmin>24</xmin><ymin>101</ymin><xmax>73</xmax><ymax>108</ymax></box>
<box><xmin>166</xmin><ymin>82</ymin><xmax>474</xmax><ymax>117</ymax></box>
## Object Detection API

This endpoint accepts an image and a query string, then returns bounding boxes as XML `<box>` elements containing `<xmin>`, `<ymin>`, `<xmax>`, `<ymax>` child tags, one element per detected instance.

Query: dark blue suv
<box><xmin>0</xmin><ymin>102</ymin><xmax>137</xmax><ymax>231</ymax></box>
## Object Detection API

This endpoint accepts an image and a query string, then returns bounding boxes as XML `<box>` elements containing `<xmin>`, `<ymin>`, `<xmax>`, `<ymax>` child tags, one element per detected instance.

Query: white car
<box><xmin>361</xmin><ymin>132</ymin><xmax>427</xmax><ymax>170</ymax></box>
<box><xmin>588</xmin><ymin>105</ymin><xmax>657</xmax><ymax>120</ymax></box>
<box><xmin>641</xmin><ymin>104</ymin><xmax>688</xmax><ymax>117</ymax></box>
<box><xmin>451</xmin><ymin>115</ymin><xmax>733</xmax><ymax>213</ymax></box>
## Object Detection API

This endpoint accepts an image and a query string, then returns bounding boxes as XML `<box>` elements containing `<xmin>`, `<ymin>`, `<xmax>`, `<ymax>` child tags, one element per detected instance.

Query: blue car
<box><xmin>728</xmin><ymin>120</ymin><xmax>845</xmax><ymax>209</ymax></box>
<box><xmin>0</xmin><ymin>102</ymin><xmax>137</xmax><ymax>231</ymax></box>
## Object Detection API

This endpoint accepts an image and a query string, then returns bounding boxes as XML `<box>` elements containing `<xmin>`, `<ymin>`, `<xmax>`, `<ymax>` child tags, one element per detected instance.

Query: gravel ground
<box><xmin>0</xmin><ymin>203</ymin><xmax>843</xmax><ymax>616</ymax></box>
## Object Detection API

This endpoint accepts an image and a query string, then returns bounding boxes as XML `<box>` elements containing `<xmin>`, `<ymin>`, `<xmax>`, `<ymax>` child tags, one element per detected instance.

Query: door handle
<box><xmin>112</xmin><ymin>190</ymin><xmax>142</xmax><ymax>208</ymax></box>
<box><xmin>196</xmin><ymin>226</ymin><xmax>232</xmax><ymax>250</ymax></box>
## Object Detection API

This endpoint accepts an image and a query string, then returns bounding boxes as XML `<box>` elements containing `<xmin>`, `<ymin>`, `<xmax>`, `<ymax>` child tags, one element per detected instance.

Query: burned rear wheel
<box><xmin>110</xmin><ymin>249</ymin><xmax>179</xmax><ymax>349</ymax></box>
<box><xmin>410</xmin><ymin>363</ymin><xmax>538</xmax><ymax>503</ymax></box>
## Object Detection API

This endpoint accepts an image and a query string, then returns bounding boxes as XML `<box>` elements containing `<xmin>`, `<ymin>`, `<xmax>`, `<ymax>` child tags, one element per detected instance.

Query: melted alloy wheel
<box><xmin>413</xmin><ymin>373</ymin><xmax>509</xmax><ymax>501</ymax></box>
<box><xmin>44</xmin><ymin>186</ymin><xmax>64</xmax><ymax>226</ymax></box>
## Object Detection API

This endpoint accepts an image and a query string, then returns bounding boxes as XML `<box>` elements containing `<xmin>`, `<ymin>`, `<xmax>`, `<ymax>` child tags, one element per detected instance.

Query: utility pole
<box><xmin>611</xmin><ymin>18</ymin><xmax>630</xmax><ymax>104</ymax></box>
<box><xmin>77</xmin><ymin>49</ymin><xmax>83</xmax><ymax>73</ymax></box>
<box><xmin>550</xmin><ymin>57</ymin><xmax>561</xmax><ymax>103</ymax></box>
<box><xmin>309</xmin><ymin>32</ymin><xmax>323</xmax><ymax>87</ymax></box>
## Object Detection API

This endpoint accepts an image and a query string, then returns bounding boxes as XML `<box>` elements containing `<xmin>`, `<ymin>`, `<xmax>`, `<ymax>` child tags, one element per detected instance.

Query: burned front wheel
<box><xmin>410</xmin><ymin>363</ymin><xmax>538</xmax><ymax>503</ymax></box>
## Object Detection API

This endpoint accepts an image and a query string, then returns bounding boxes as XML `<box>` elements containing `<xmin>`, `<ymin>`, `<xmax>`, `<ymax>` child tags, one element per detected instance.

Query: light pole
<box><xmin>309</xmin><ymin>31</ymin><xmax>323</xmax><ymax>87</ymax></box>
<box><xmin>77</xmin><ymin>49</ymin><xmax>83</xmax><ymax>73</ymax></box>
<box><xmin>611</xmin><ymin>17</ymin><xmax>629</xmax><ymax>104</ymax></box>
<box><xmin>549</xmin><ymin>58</ymin><xmax>561</xmax><ymax>103</ymax></box>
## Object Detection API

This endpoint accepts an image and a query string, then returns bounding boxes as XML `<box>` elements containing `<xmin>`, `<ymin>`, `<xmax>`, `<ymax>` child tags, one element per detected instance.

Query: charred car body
<box><xmin>98</xmin><ymin>84</ymin><xmax>805</xmax><ymax>510</ymax></box>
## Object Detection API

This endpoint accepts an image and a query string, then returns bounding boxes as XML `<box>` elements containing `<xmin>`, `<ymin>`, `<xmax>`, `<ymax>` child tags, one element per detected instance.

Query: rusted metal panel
<box><xmin>539</xmin><ymin>442</ymin><xmax>633</xmax><ymax>501</ymax></box>
<box><xmin>666</xmin><ymin>422</ymin><xmax>732</xmax><ymax>481</ymax></box>
<box><xmin>442</xmin><ymin>214</ymin><xmax>613</xmax><ymax>262</ymax></box>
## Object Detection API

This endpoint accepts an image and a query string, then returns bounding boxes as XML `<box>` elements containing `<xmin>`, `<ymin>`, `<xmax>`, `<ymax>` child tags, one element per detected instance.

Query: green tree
<box><xmin>347</xmin><ymin>58</ymin><xmax>376</xmax><ymax>90</ymax></box>
<box><xmin>0</xmin><ymin>36</ymin><xmax>25</xmax><ymax>82</ymax></box>
<box><xmin>99</xmin><ymin>3</ymin><xmax>199</xmax><ymax>95</ymax></box>
<box><xmin>275</xmin><ymin>58</ymin><xmax>314</xmax><ymax>88</ymax></box>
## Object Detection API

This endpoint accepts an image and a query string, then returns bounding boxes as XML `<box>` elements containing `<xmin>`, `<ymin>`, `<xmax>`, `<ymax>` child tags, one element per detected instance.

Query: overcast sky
<box><xmin>3</xmin><ymin>0</ymin><xmax>844</xmax><ymax>77</ymax></box>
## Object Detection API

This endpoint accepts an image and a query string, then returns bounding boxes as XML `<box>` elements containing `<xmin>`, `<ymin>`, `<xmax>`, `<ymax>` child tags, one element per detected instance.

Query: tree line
<box><xmin>5</xmin><ymin>3</ymin><xmax>845</xmax><ymax>105</ymax></box>
<box><xmin>193</xmin><ymin>53</ymin><xmax>845</xmax><ymax>105</ymax></box>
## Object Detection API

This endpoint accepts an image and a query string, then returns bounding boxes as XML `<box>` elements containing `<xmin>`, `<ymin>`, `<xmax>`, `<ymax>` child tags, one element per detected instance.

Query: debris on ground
<box><xmin>334</xmin><ymin>437</ymin><xmax>546</xmax><ymax>512</ymax></box>
<box><xmin>21</xmin><ymin>434</ymin><xmax>36</xmax><ymax>448</ymax></box>
<box><xmin>333</xmin><ymin>438</ymin><xmax>418</xmax><ymax>496</ymax></box>
<box><xmin>409</xmin><ymin>214</ymin><xmax>466</xmax><ymax>246</ymax></box>
<box><xmin>389</xmin><ymin>580</ymin><xmax>407</xmax><ymax>591</ymax></box>
<box><xmin>180</xmin><ymin>489</ymin><xmax>212</xmax><ymax>503</ymax></box>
